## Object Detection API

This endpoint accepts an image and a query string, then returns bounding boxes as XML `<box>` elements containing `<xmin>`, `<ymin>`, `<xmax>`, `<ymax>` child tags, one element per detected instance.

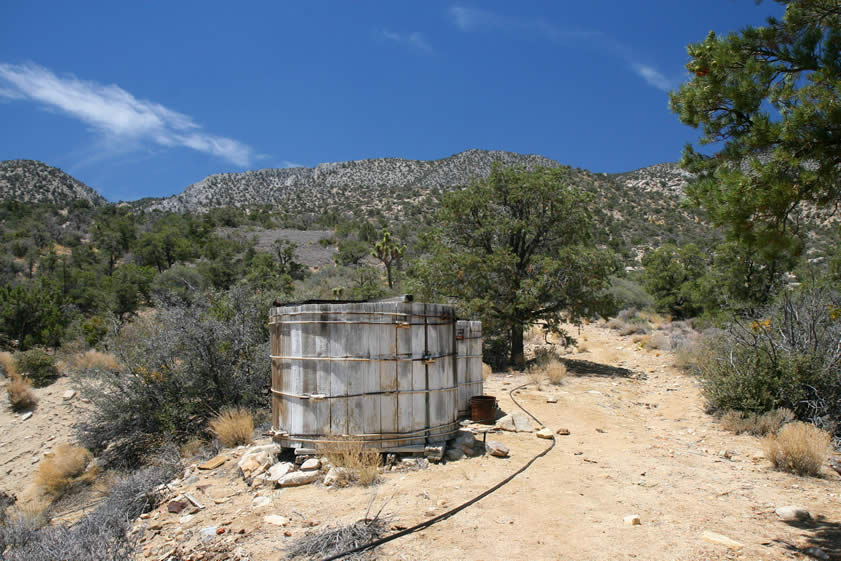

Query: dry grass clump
<box><xmin>321</xmin><ymin>438</ymin><xmax>381</xmax><ymax>487</ymax></box>
<box><xmin>7</xmin><ymin>375</ymin><xmax>37</xmax><ymax>411</ymax></box>
<box><xmin>35</xmin><ymin>444</ymin><xmax>97</xmax><ymax>496</ymax></box>
<box><xmin>179</xmin><ymin>438</ymin><xmax>206</xmax><ymax>459</ymax></box>
<box><xmin>0</xmin><ymin>351</ymin><xmax>18</xmax><ymax>378</ymax></box>
<box><xmin>526</xmin><ymin>356</ymin><xmax>568</xmax><ymax>387</ymax></box>
<box><xmin>544</xmin><ymin>359</ymin><xmax>568</xmax><ymax>385</ymax></box>
<box><xmin>68</xmin><ymin>350</ymin><xmax>121</xmax><ymax>372</ymax></box>
<box><xmin>481</xmin><ymin>362</ymin><xmax>492</xmax><ymax>380</ymax></box>
<box><xmin>720</xmin><ymin>408</ymin><xmax>794</xmax><ymax>436</ymax></box>
<box><xmin>209</xmin><ymin>408</ymin><xmax>254</xmax><ymax>447</ymax></box>
<box><xmin>645</xmin><ymin>333</ymin><xmax>672</xmax><ymax>351</ymax></box>
<box><xmin>761</xmin><ymin>421</ymin><xmax>830</xmax><ymax>476</ymax></box>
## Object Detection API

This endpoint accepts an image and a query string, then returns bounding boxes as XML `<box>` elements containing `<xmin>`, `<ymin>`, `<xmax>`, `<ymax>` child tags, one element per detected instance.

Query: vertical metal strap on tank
<box><xmin>423</xmin><ymin>303</ymin><xmax>430</xmax><ymax>445</ymax></box>
<box><xmin>452</xmin><ymin>314</ymin><xmax>458</xmax><ymax>418</ymax></box>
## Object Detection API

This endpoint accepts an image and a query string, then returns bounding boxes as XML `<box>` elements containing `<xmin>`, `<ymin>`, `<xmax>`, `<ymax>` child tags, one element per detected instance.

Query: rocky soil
<box><xmin>2</xmin><ymin>322</ymin><xmax>840</xmax><ymax>560</ymax></box>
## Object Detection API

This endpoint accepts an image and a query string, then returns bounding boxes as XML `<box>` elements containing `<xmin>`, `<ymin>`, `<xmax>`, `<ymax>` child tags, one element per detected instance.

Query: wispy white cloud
<box><xmin>0</xmin><ymin>62</ymin><xmax>255</xmax><ymax>166</ymax></box>
<box><xmin>448</xmin><ymin>5</ymin><xmax>675</xmax><ymax>93</ymax></box>
<box><xmin>383</xmin><ymin>30</ymin><xmax>432</xmax><ymax>52</ymax></box>
<box><xmin>631</xmin><ymin>63</ymin><xmax>673</xmax><ymax>92</ymax></box>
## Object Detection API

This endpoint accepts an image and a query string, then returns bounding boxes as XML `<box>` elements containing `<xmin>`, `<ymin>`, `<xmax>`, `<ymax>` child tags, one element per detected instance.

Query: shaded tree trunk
<box><xmin>511</xmin><ymin>323</ymin><xmax>525</xmax><ymax>369</ymax></box>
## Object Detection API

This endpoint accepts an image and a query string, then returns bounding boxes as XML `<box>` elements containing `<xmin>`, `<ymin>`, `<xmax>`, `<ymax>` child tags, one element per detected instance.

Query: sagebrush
<box><xmin>684</xmin><ymin>286</ymin><xmax>841</xmax><ymax>440</ymax></box>
<box><xmin>74</xmin><ymin>285</ymin><xmax>270</xmax><ymax>468</ymax></box>
<box><xmin>761</xmin><ymin>421</ymin><xmax>830</xmax><ymax>477</ymax></box>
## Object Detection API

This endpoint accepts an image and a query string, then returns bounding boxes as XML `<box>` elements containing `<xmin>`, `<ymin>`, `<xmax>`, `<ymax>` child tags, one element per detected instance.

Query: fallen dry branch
<box><xmin>287</xmin><ymin>516</ymin><xmax>392</xmax><ymax>560</ymax></box>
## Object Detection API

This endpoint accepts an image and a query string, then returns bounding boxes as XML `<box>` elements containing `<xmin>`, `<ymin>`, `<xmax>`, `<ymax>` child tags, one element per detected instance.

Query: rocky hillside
<box><xmin>147</xmin><ymin>149</ymin><xmax>563</xmax><ymax>213</ymax></box>
<box><xmin>0</xmin><ymin>160</ymin><xmax>106</xmax><ymax>206</ymax></box>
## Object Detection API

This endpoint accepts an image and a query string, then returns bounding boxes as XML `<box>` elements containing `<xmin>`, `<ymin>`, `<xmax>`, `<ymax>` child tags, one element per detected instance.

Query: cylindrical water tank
<box><xmin>269</xmin><ymin>300</ymin><xmax>475</xmax><ymax>450</ymax></box>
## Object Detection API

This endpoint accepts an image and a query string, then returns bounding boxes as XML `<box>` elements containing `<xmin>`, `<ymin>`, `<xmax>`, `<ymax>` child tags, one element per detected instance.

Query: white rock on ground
<box><xmin>624</xmin><ymin>514</ymin><xmax>641</xmax><ymax>526</ymax></box>
<box><xmin>237</xmin><ymin>444</ymin><xmax>280</xmax><ymax>480</ymax></box>
<box><xmin>536</xmin><ymin>428</ymin><xmax>554</xmax><ymax>439</ymax></box>
<box><xmin>701</xmin><ymin>531</ymin><xmax>744</xmax><ymax>550</ymax></box>
<box><xmin>267</xmin><ymin>462</ymin><xmax>294</xmax><ymax>482</ymax></box>
<box><xmin>62</xmin><ymin>390</ymin><xmax>76</xmax><ymax>400</ymax></box>
<box><xmin>251</xmin><ymin>496</ymin><xmax>272</xmax><ymax>508</ymax></box>
<box><xmin>495</xmin><ymin>412</ymin><xmax>534</xmax><ymax>432</ymax></box>
<box><xmin>775</xmin><ymin>505</ymin><xmax>811</xmax><ymax>522</ymax></box>
<box><xmin>486</xmin><ymin>441</ymin><xmax>509</xmax><ymax>458</ymax></box>
<box><xmin>546</xmin><ymin>396</ymin><xmax>558</xmax><ymax>403</ymax></box>
<box><xmin>300</xmin><ymin>458</ymin><xmax>321</xmax><ymax>471</ymax></box>
<box><xmin>277</xmin><ymin>470</ymin><xmax>320</xmax><ymax>487</ymax></box>
<box><xmin>264</xmin><ymin>514</ymin><xmax>289</xmax><ymax>526</ymax></box>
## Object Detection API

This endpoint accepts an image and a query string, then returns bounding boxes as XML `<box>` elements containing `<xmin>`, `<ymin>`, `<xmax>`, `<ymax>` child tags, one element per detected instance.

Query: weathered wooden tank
<box><xmin>269</xmin><ymin>297</ymin><xmax>482</xmax><ymax>451</ymax></box>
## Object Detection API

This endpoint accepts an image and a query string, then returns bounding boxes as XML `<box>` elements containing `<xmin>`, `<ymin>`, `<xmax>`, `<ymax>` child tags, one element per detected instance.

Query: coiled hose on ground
<box><xmin>320</xmin><ymin>383</ymin><xmax>556</xmax><ymax>561</ymax></box>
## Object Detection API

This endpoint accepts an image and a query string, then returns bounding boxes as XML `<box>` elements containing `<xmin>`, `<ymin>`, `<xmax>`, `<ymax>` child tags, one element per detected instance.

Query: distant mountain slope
<box><xmin>148</xmin><ymin>149</ymin><xmax>562</xmax><ymax>213</ymax></box>
<box><xmin>0</xmin><ymin>160</ymin><xmax>106</xmax><ymax>206</ymax></box>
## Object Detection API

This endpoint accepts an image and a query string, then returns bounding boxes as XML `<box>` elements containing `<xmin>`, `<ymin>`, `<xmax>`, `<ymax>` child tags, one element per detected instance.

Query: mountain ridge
<box><xmin>0</xmin><ymin>159</ymin><xmax>106</xmax><ymax>206</ymax></box>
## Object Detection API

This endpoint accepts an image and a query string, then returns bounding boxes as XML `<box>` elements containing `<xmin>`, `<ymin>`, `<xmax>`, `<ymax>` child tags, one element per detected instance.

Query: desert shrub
<box><xmin>761</xmin><ymin>421</ymin><xmax>830</xmax><ymax>476</ymax></box>
<box><xmin>14</xmin><ymin>350</ymin><xmax>58</xmax><ymax>388</ymax></box>
<box><xmin>0</xmin><ymin>462</ymin><xmax>177</xmax><ymax>561</ymax></box>
<box><xmin>209</xmin><ymin>408</ymin><xmax>254</xmax><ymax>447</ymax></box>
<box><xmin>34</xmin><ymin>444</ymin><xmax>96</xmax><ymax>496</ymax></box>
<box><xmin>7</xmin><ymin>376</ymin><xmax>37</xmax><ymax>411</ymax></box>
<box><xmin>607</xmin><ymin>276</ymin><xmax>655</xmax><ymax>311</ymax></box>
<box><xmin>481</xmin><ymin>363</ymin><xmax>492</xmax><ymax>380</ymax></box>
<box><xmin>0</xmin><ymin>351</ymin><xmax>17</xmax><ymax>378</ymax></box>
<box><xmin>545</xmin><ymin>360</ymin><xmax>568</xmax><ymax>385</ymax></box>
<box><xmin>179</xmin><ymin>438</ymin><xmax>206</xmax><ymax>459</ymax></box>
<box><xmin>67</xmin><ymin>350</ymin><xmax>120</xmax><ymax>372</ymax></box>
<box><xmin>645</xmin><ymin>333</ymin><xmax>672</xmax><ymax>350</ymax></box>
<box><xmin>719</xmin><ymin>408</ymin><xmax>794</xmax><ymax>436</ymax></box>
<box><xmin>321</xmin><ymin>438</ymin><xmax>381</xmax><ymax>487</ymax></box>
<box><xmin>685</xmin><ymin>286</ymin><xmax>841</xmax><ymax>439</ymax></box>
<box><xmin>74</xmin><ymin>285</ymin><xmax>270</xmax><ymax>468</ymax></box>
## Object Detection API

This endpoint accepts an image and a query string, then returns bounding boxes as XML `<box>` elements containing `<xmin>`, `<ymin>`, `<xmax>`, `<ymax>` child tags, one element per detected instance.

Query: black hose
<box><xmin>320</xmin><ymin>383</ymin><xmax>556</xmax><ymax>561</ymax></box>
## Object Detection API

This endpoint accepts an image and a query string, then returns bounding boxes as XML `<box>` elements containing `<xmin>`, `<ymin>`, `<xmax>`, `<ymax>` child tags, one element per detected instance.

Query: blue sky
<box><xmin>1</xmin><ymin>1</ymin><xmax>782</xmax><ymax>202</ymax></box>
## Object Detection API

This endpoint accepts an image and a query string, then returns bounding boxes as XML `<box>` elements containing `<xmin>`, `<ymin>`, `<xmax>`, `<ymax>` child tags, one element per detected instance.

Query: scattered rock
<box><xmin>300</xmin><ymin>458</ymin><xmax>321</xmax><ymax>471</ymax></box>
<box><xmin>775</xmin><ymin>505</ymin><xmax>811</xmax><ymax>522</ymax></box>
<box><xmin>252</xmin><ymin>496</ymin><xmax>272</xmax><ymax>508</ymax></box>
<box><xmin>624</xmin><ymin>514</ymin><xmax>641</xmax><ymax>526</ymax></box>
<box><xmin>20</xmin><ymin>412</ymin><xmax>32</xmax><ymax>421</ymax></box>
<box><xmin>486</xmin><ymin>441</ymin><xmax>509</xmax><ymax>458</ymax></box>
<box><xmin>445</xmin><ymin>446</ymin><xmax>465</xmax><ymax>461</ymax></box>
<box><xmin>701</xmin><ymin>531</ymin><xmax>744</xmax><ymax>550</ymax></box>
<box><xmin>804</xmin><ymin>547</ymin><xmax>830</xmax><ymax>561</ymax></box>
<box><xmin>199</xmin><ymin>526</ymin><xmax>218</xmax><ymax>542</ymax></box>
<box><xmin>556</xmin><ymin>428</ymin><xmax>571</xmax><ymax>436</ymax></box>
<box><xmin>546</xmin><ymin>396</ymin><xmax>558</xmax><ymax>403</ymax></box>
<box><xmin>167</xmin><ymin>500</ymin><xmax>188</xmax><ymax>514</ymax></box>
<box><xmin>536</xmin><ymin>428</ymin><xmax>554</xmax><ymax>439</ymax></box>
<box><xmin>496</xmin><ymin>412</ymin><xmax>534</xmax><ymax>432</ymax></box>
<box><xmin>198</xmin><ymin>455</ymin><xmax>228</xmax><ymax>470</ymax></box>
<box><xmin>277</xmin><ymin>470</ymin><xmax>320</xmax><ymax>487</ymax></box>
<box><xmin>179</xmin><ymin>514</ymin><xmax>194</xmax><ymax>524</ymax></box>
<box><xmin>264</xmin><ymin>514</ymin><xmax>289</xmax><ymax>527</ymax></box>
<box><xmin>62</xmin><ymin>390</ymin><xmax>76</xmax><ymax>400</ymax></box>
<box><xmin>267</xmin><ymin>462</ymin><xmax>294</xmax><ymax>482</ymax></box>
<box><xmin>237</xmin><ymin>443</ymin><xmax>280</xmax><ymax>480</ymax></box>
<box><xmin>250</xmin><ymin>473</ymin><xmax>270</xmax><ymax>489</ymax></box>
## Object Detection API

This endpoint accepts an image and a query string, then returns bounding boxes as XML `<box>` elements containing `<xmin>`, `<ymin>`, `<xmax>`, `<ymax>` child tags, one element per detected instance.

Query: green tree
<box><xmin>372</xmin><ymin>230</ymin><xmax>405</xmax><ymax>289</ymax></box>
<box><xmin>413</xmin><ymin>164</ymin><xmax>617</xmax><ymax>367</ymax></box>
<box><xmin>669</xmin><ymin>0</ymin><xmax>840</xmax><ymax>295</ymax></box>
<box><xmin>642</xmin><ymin>244</ymin><xmax>708</xmax><ymax>319</ymax></box>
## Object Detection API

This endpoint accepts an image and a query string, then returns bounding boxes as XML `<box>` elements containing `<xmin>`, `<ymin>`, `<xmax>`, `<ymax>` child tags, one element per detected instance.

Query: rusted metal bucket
<box><xmin>470</xmin><ymin>395</ymin><xmax>496</xmax><ymax>423</ymax></box>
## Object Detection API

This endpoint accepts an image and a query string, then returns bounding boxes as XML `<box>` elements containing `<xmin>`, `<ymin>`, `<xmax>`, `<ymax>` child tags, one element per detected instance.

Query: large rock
<box><xmin>277</xmin><ymin>470</ymin><xmax>320</xmax><ymax>487</ymax></box>
<box><xmin>237</xmin><ymin>444</ymin><xmax>280</xmax><ymax>480</ymax></box>
<box><xmin>267</xmin><ymin>462</ymin><xmax>294</xmax><ymax>482</ymax></box>
<box><xmin>486</xmin><ymin>441</ymin><xmax>509</xmax><ymax>458</ymax></box>
<box><xmin>323</xmin><ymin>467</ymin><xmax>350</xmax><ymax>487</ymax></box>
<box><xmin>300</xmin><ymin>458</ymin><xmax>321</xmax><ymax>471</ymax></box>
<box><xmin>775</xmin><ymin>505</ymin><xmax>811</xmax><ymax>522</ymax></box>
<box><xmin>495</xmin><ymin>412</ymin><xmax>534</xmax><ymax>433</ymax></box>
<box><xmin>445</xmin><ymin>446</ymin><xmax>465</xmax><ymax>462</ymax></box>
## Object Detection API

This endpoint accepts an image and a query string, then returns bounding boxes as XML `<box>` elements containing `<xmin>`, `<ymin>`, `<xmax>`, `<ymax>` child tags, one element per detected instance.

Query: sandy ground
<box><xmin>3</xmin><ymin>322</ymin><xmax>841</xmax><ymax>560</ymax></box>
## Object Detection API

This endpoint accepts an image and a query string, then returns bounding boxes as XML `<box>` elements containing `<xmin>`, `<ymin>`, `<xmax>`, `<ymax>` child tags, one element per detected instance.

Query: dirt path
<box><xmin>3</xmin><ymin>323</ymin><xmax>840</xmax><ymax>560</ymax></box>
